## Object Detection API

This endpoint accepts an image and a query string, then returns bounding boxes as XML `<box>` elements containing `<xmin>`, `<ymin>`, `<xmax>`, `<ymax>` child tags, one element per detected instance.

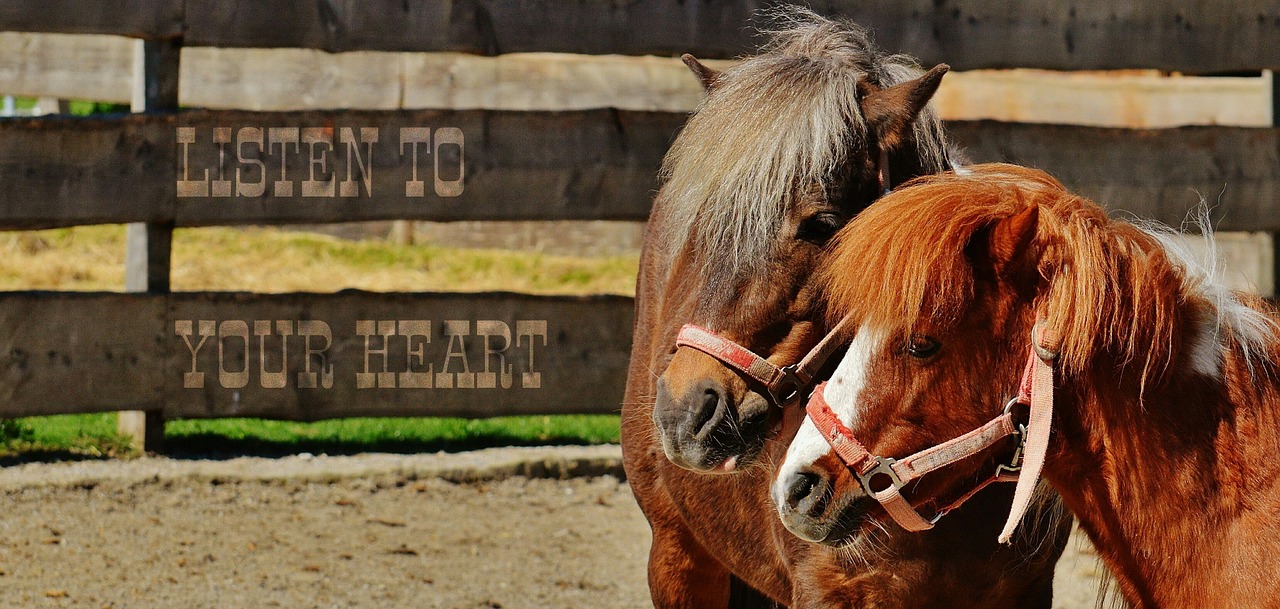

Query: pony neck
<box><xmin>1045</xmin><ymin>348</ymin><xmax>1280</xmax><ymax>608</ymax></box>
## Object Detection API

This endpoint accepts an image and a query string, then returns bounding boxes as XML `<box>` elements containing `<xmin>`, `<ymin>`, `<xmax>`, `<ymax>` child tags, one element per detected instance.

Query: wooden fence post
<box><xmin>119</xmin><ymin>38</ymin><xmax>180</xmax><ymax>453</ymax></box>
<box><xmin>390</xmin><ymin>220</ymin><xmax>415</xmax><ymax>245</ymax></box>
<box><xmin>1271</xmin><ymin>70</ymin><xmax>1279</xmax><ymax>300</ymax></box>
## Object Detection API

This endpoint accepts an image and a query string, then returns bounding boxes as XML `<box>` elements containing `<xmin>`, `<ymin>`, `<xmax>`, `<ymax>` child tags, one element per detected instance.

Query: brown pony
<box><xmin>777</xmin><ymin>162</ymin><xmax>1280</xmax><ymax>608</ymax></box>
<box><xmin>624</xmin><ymin>10</ymin><xmax>1068</xmax><ymax>608</ymax></box>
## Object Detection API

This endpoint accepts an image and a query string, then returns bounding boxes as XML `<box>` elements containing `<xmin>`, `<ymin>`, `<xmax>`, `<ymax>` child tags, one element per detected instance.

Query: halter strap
<box><xmin>878</xmin><ymin>149</ymin><xmax>892</xmax><ymax>195</ymax></box>
<box><xmin>806</xmin><ymin>323</ymin><xmax>1056</xmax><ymax>541</ymax></box>
<box><xmin>999</xmin><ymin>321</ymin><xmax>1057</xmax><ymax>543</ymax></box>
<box><xmin>675</xmin><ymin>316</ymin><xmax>850</xmax><ymax>406</ymax></box>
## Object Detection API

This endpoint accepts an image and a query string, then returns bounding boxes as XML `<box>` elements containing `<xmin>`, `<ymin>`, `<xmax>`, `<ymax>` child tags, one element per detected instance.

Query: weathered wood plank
<box><xmin>948</xmin><ymin>121</ymin><xmax>1280</xmax><ymax>233</ymax></box>
<box><xmin>934</xmin><ymin>70</ymin><xmax>1271</xmax><ymax>129</ymax></box>
<box><xmin>181</xmin><ymin>47</ymin><xmax>405</xmax><ymax>111</ymax></box>
<box><xmin>399</xmin><ymin>52</ymin><xmax>732</xmax><ymax>113</ymax></box>
<box><xmin>0</xmin><ymin>32</ymin><xmax>134</xmax><ymax>103</ymax></box>
<box><xmin>0</xmin><ymin>293</ymin><xmax>168</xmax><ymax>414</ymax></box>
<box><xmin>0</xmin><ymin>113</ymin><xmax>178</xmax><ymax>227</ymax></box>
<box><xmin>0</xmin><ymin>32</ymin><xmax>1271</xmax><ymax>126</ymax></box>
<box><xmin>0</xmin><ymin>106</ymin><xmax>680</xmax><ymax>226</ymax></box>
<box><xmin>170</xmin><ymin>109</ymin><xmax>679</xmax><ymax>225</ymax></box>
<box><xmin>0</xmin><ymin>291</ymin><xmax>633</xmax><ymax>420</ymax></box>
<box><xmin>0</xmin><ymin>0</ymin><xmax>181</xmax><ymax>39</ymax></box>
<box><xmin>178</xmin><ymin>0</ymin><xmax>1280</xmax><ymax>72</ymax></box>
<box><xmin>0</xmin><ymin>109</ymin><xmax>678</xmax><ymax>228</ymax></box>
<box><xmin>2</xmin><ymin>1</ymin><xmax>1277</xmax><ymax>72</ymax></box>
<box><xmin>0</xmin><ymin>111</ymin><xmax>1278</xmax><ymax>231</ymax></box>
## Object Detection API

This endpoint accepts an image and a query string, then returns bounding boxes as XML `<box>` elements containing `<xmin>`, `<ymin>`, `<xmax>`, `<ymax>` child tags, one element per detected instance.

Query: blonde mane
<box><xmin>658</xmin><ymin>6</ymin><xmax>952</xmax><ymax>288</ymax></box>
<box><xmin>821</xmin><ymin>163</ymin><xmax>1278</xmax><ymax>385</ymax></box>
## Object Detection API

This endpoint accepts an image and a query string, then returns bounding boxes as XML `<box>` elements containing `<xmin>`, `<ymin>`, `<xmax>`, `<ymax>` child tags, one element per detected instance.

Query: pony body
<box><xmin>782</xmin><ymin>163</ymin><xmax>1280</xmax><ymax>608</ymax></box>
<box><xmin>624</xmin><ymin>8</ymin><xmax>1069</xmax><ymax>608</ymax></box>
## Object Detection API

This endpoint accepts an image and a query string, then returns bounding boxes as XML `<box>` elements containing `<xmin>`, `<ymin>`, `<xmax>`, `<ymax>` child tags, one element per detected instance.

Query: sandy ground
<box><xmin>0</xmin><ymin>447</ymin><xmax>1111</xmax><ymax>609</ymax></box>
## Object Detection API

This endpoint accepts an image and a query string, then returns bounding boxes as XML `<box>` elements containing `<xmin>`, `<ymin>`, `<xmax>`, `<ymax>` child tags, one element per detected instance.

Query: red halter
<box><xmin>675</xmin><ymin>317</ymin><xmax>850</xmax><ymax>406</ymax></box>
<box><xmin>806</xmin><ymin>323</ymin><xmax>1057</xmax><ymax>540</ymax></box>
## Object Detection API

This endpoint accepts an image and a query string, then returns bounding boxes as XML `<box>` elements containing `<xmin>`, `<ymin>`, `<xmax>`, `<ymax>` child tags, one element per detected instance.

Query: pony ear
<box><xmin>682</xmin><ymin>54</ymin><xmax>721</xmax><ymax>92</ymax></box>
<box><xmin>857</xmin><ymin>64</ymin><xmax>949</xmax><ymax>151</ymax></box>
<box><xmin>986</xmin><ymin>206</ymin><xmax>1040</xmax><ymax>276</ymax></box>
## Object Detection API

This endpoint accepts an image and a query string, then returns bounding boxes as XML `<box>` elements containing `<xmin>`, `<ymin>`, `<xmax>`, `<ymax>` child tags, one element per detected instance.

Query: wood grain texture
<box><xmin>0</xmin><ymin>32</ymin><xmax>1270</xmax><ymax>125</ymax></box>
<box><xmin>949</xmin><ymin>121</ymin><xmax>1280</xmax><ymax>232</ymax></box>
<box><xmin>0</xmin><ymin>291</ymin><xmax>633</xmax><ymax>420</ymax></box>
<box><xmin>0</xmin><ymin>109</ymin><xmax>680</xmax><ymax>227</ymax></box>
<box><xmin>5</xmin><ymin>0</ymin><xmax>1265</xmax><ymax>72</ymax></box>
<box><xmin>0</xmin><ymin>0</ymin><xmax>181</xmax><ymax>39</ymax></box>
<box><xmin>0</xmin><ymin>111</ymin><xmax>1277</xmax><ymax>231</ymax></box>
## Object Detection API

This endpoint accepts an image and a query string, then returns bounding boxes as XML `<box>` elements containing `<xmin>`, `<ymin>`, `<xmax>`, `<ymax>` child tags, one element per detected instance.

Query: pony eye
<box><xmin>904</xmin><ymin>334</ymin><xmax>941</xmax><ymax>359</ymax></box>
<box><xmin>796</xmin><ymin>212</ymin><xmax>843</xmax><ymax>242</ymax></box>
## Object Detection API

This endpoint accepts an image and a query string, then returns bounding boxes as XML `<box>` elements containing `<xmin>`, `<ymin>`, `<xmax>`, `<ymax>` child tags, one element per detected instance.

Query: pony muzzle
<box><xmin>652</xmin><ymin>368</ymin><xmax>768</xmax><ymax>472</ymax></box>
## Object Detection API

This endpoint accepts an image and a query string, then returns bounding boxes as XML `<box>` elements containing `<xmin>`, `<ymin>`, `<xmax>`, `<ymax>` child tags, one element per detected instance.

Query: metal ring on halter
<box><xmin>1002</xmin><ymin>397</ymin><xmax>1023</xmax><ymax>415</ymax></box>
<box><xmin>996</xmin><ymin>397</ymin><xmax>1029</xmax><ymax>477</ymax></box>
<box><xmin>855</xmin><ymin>456</ymin><xmax>904</xmax><ymax>495</ymax></box>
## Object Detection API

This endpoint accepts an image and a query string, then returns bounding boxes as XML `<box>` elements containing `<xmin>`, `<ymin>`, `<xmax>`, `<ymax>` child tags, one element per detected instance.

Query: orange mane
<box><xmin>819</xmin><ymin>162</ymin><xmax>1250</xmax><ymax>385</ymax></box>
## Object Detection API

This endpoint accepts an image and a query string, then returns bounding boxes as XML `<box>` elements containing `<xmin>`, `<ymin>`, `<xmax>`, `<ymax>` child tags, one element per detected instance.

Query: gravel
<box><xmin>0</xmin><ymin>446</ymin><xmax>1110</xmax><ymax>608</ymax></box>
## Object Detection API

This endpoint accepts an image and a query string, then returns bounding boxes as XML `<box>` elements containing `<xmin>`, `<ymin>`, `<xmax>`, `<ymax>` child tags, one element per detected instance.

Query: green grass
<box><xmin>163</xmin><ymin>414</ymin><xmax>621</xmax><ymax>456</ymax></box>
<box><xmin>4</xmin><ymin>97</ymin><xmax>129</xmax><ymax>116</ymax></box>
<box><xmin>0</xmin><ymin>413</ymin><xmax>621</xmax><ymax>461</ymax></box>
<box><xmin>0</xmin><ymin>413</ymin><xmax>136</xmax><ymax>461</ymax></box>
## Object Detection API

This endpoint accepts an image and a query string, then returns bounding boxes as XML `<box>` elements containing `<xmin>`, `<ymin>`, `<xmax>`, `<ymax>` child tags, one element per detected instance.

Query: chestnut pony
<box><xmin>778</xmin><ymin>163</ymin><xmax>1280</xmax><ymax>608</ymax></box>
<box><xmin>624</xmin><ymin>10</ymin><xmax>1067</xmax><ymax>608</ymax></box>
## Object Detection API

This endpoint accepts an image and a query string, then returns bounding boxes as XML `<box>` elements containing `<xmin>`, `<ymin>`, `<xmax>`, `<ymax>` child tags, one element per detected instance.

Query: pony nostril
<box><xmin>691</xmin><ymin>388</ymin><xmax>723</xmax><ymax>438</ymax></box>
<box><xmin>786</xmin><ymin>471</ymin><xmax>825</xmax><ymax>511</ymax></box>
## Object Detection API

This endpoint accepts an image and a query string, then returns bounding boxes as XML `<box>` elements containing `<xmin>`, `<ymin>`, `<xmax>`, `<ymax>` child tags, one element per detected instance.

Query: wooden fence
<box><xmin>0</xmin><ymin>2</ymin><xmax>1278</xmax><ymax>449</ymax></box>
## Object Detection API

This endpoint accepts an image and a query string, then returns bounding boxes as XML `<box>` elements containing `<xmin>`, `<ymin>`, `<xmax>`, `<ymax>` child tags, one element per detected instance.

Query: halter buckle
<box><xmin>995</xmin><ymin>422</ymin><xmax>1028</xmax><ymax>477</ymax></box>
<box><xmin>856</xmin><ymin>456</ymin><xmax>904</xmax><ymax>495</ymax></box>
<box><xmin>768</xmin><ymin>363</ymin><xmax>806</xmax><ymax>406</ymax></box>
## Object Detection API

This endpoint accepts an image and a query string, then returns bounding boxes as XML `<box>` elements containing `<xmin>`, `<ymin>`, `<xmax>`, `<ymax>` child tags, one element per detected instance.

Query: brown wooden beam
<box><xmin>0</xmin><ymin>111</ymin><xmax>1278</xmax><ymax>231</ymax></box>
<box><xmin>0</xmin><ymin>291</ymin><xmax>634</xmax><ymax>422</ymax></box>
<box><xmin>1</xmin><ymin>1</ymin><xmax>1278</xmax><ymax>72</ymax></box>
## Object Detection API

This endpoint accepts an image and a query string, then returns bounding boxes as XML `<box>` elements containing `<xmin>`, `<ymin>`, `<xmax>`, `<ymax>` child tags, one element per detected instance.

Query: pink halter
<box><xmin>806</xmin><ymin>322</ymin><xmax>1057</xmax><ymax>541</ymax></box>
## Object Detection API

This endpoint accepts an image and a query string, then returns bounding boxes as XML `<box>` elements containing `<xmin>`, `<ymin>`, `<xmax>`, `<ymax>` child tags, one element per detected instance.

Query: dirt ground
<box><xmin>0</xmin><ymin>447</ymin><xmax>1111</xmax><ymax>609</ymax></box>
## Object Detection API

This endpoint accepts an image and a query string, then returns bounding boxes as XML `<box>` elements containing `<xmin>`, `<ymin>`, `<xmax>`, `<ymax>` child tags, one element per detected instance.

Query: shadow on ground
<box><xmin>0</xmin><ymin>449</ymin><xmax>124</xmax><ymax>467</ymax></box>
<box><xmin>145</xmin><ymin>433</ymin><xmax>609</xmax><ymax>460</ymax></box>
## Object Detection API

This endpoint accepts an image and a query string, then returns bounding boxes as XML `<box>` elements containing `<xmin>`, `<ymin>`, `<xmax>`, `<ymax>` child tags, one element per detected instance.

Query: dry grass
<box><xmin>0</xmin><ymin>225</ymin><xmax>639</xmax><ymax>295</ymax></box>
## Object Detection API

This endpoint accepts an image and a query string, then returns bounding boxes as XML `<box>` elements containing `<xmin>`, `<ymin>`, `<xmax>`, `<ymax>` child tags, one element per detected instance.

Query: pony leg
<box><xmin>647</xmin><ymin>524</ymin><xmax>731</xmax><ymax>608</ymax></box>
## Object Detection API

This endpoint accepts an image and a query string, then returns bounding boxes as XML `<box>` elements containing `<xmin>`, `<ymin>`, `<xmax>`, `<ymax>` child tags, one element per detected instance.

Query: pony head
<box><xmin>652</xmin><ymin>8</ymin><xmax>954</xmax><ymax>472</ymax></box>
<box><xmin>771</xmin><ymin>163</ymin><xmax>1261</xmax><ymax>543</ymax></box>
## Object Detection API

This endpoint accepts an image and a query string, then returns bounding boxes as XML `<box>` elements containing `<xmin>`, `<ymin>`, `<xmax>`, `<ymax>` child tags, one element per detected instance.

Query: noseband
<box><xmin>806</xmin><ymin>322</ymin><xmax>1057</xmax><ymax>541</ymax></box>
<box><xmin>675</xmin><ymin>317</ymin><xmax>850</xmax><ymax>406</ymax></box>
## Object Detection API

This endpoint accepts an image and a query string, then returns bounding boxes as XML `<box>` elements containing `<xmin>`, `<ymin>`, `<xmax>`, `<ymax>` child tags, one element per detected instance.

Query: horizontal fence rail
<box><xmin>0</xmin><ymin>111</ymin><xmax>1276</xmax><ymax>231</ymax></box>
<box><xmin>0</xmin><ymin>32</ymin><xmax>1273</xmax><ymax>125</ymax></box>
<box><xmin>1</xmin><ymin>1</ymin><xmax>1278</xmax><ymax>72</ymax></box>
<box><xmin>948</xmin><ymin>121</ymin><xmax>1280</xmax><ymax>232</ymax></box>
<box><xmin>0</xmin><ymin>291</ymin><xmax>634</xmax><ymax>420</ymax></box>
<box><xmin>0</xmin><ymin>109</ymin><xmax>680</xmax><ymax>228</ymax></box>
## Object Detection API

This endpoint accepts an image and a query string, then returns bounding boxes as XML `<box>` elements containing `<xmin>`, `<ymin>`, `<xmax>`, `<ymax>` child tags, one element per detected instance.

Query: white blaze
<box><xmin>773</xmin><ymin>326</ymin><xmax>886</xmax><ymax>507</ymax></box>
